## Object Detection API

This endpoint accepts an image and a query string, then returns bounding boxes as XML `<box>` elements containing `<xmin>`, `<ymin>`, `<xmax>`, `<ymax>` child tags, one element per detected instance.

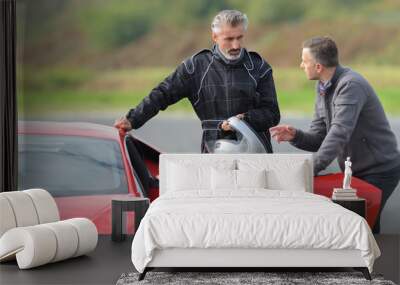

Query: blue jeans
<box><xmin>358</xmin><ymin>164</ymin><xmax>400</xmax><ymax>233</ymax></box>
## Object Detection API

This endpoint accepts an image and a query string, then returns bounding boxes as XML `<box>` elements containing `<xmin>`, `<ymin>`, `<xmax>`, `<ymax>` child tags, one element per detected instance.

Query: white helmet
<box><xmin>212</xmin><ymin>116</ymin><xmax>267</xmax><ymax>153</ymax></box>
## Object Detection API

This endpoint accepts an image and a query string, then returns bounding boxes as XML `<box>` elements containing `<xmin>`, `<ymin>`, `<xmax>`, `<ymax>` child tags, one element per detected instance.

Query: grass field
<box><xmin>19</xmin><ymin>66</ymin><xmax>400</xmax><ymax>117</ymax></box>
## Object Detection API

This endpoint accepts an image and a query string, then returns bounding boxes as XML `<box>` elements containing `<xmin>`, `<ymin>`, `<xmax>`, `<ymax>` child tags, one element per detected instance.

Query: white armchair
<box><xmin>0</xmin><ymin>189</ymin><xmax>98</xmax><ymax>269</ymax></box>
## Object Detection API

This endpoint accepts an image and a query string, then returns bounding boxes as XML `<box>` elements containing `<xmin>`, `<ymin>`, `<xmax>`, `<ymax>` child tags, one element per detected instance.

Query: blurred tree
<box><xmin>16</xmin><ymin>0</ymin><xmax>400</xmax><ymax>66</ymax></box>
<box><xmin>17</xmin><ymin>0</ymin><xmax>67</xmax><ymax>42</ymax></box>
<box><xmin>78</xmin><ymin>0</ymin><xmax>163</xmax><ymax>49</ymax></box>
<box><xmin>160</xmin><ymin>0</ymin><xmax>227</xmax><ymax>26</ymax></box>
<box><xmin>245</xmin><ymin>0</ymin><xmax>307</xmax><ymax>24</ymax></box>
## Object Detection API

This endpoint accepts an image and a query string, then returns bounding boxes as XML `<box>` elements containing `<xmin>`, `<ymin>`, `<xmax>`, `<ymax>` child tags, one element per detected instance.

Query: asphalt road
<box><xmin>33</xmin><ymin>113</ymin><xmax>400</xmax><ymax>233</ymax></box>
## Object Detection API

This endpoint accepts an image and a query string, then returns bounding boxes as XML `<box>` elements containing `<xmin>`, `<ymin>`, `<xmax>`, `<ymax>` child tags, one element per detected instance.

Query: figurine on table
<box><xmin>343</xmin><ymin>157</ymin><xmax>352</xmax><ymax>189</ymax></box>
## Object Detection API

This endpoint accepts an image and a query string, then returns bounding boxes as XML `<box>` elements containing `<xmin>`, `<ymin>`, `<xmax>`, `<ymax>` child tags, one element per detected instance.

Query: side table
<box><xmin>112</xmin><ymin>196</ymin><xmax>150</xmax><ymax>242</ymax></box>
<box><xmin>332</xmin><ymin>198</ymin><xmax>366</xmax><ymax>219</ymax></box>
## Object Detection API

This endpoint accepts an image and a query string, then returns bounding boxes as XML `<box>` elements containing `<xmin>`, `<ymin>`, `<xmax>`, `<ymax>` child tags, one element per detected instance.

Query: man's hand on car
<box><xmin>114</xmin><ymin>117</ymin><xmax>133</xmax><ymax>131</ymax></box>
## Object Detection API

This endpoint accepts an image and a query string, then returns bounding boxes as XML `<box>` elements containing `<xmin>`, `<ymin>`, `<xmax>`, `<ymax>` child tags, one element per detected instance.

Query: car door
<box><xmin>124</xmin><ymin>134</ymin><xmax>160</xmax><ymax>201</ymax></box>
<box><xmin>18</xmin><ymin>133</ymin><xmax>136</xmax><ymax>234</ymax></box>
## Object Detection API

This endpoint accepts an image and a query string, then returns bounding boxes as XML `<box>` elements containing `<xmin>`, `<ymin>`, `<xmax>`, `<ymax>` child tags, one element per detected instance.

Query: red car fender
<box><xmin>314</xmin><ymin>173</ymin><xmax>382</xmax><ymax>228</ymax></box>
<box><xmin>56</xmin><ymin>194</ymin><xmax>136</xmax><ymax>234</ymax></box>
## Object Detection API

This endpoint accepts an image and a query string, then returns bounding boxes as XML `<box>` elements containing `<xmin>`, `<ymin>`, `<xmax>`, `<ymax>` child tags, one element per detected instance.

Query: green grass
<box><xmin>18</xmin><ymin>89</ymin><xmax>194</xmax><ymax>115</ymax></box>
<box><xmin>18</xmin><ymin>66</ymin><xmax>400</xmax><ymax>117</ymax></box>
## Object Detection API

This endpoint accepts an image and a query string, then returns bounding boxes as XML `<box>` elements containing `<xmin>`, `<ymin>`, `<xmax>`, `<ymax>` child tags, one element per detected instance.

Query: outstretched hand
<box><xmin>114</xmin><ymin>117</ymin><xmax>133</xmax><ymax>131</ymax></box>
<box><xmin>269</xmin><ymin>125</ymin><xmax>296</xmax><ymax>143</ymax></box>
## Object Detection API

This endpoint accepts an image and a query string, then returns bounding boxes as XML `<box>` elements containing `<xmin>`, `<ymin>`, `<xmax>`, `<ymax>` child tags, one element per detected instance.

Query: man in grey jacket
<box><xmin>270</xmin><ymin>36</ymin><xmax>400</xmax><ymax>233</ymax></box>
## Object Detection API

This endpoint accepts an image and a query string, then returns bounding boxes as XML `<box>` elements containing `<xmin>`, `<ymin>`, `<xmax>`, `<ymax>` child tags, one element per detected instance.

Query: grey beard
<box><xmin>216</xmin><ymin>45</ymin><xmax>244</xmax><ymax>63</ymax></box>
<box><xmin>222</xmin><ymin>49</ymin><xmax>242</xmax><ymax>60</ymax></box>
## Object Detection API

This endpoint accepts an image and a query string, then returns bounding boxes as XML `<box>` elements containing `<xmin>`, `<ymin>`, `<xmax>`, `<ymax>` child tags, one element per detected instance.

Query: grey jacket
<box><xmin>291</xmin><ymin>65</ymin><xmax>400</xmax><ymax>177</ymax></box>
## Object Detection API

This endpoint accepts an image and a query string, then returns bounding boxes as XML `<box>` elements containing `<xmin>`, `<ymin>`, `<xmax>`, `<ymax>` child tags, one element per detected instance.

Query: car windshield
<box><xmin>18</xmin><ymin>134</ymin><xmax>128</xmax><ymax>197</ymax></box>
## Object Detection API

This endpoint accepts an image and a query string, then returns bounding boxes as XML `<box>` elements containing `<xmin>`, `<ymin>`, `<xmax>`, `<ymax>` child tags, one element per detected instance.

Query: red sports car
<box><xmin>18</xmin><ymin>121</ymin><xmax>381</xmax><ymax>233</ymax></box>
<box><xmin>18</xmin><ymin>121</ymin><xmax>160</xmax><ymax>234</ymax></box>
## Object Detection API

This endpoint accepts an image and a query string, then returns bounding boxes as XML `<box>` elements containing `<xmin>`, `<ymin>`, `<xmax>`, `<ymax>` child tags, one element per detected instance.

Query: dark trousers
<box><xmin>358</xmin><ymin>164</ymin><xmax>400</xmax><ymax>233</ymax></box>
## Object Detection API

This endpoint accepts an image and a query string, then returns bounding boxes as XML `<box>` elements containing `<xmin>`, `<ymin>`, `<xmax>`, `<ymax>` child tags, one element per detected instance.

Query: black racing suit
<box><xmin>126</xmin><ymin>46</ymin><xmax>280</xmax><ymax>152</ymax></box>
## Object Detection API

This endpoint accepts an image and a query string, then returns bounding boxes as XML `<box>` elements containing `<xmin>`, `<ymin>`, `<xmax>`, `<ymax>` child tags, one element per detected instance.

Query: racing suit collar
<box><xmin>213</xmin><ymin>44</ymin><xmax>245</xmax><ymax>66</ymax></box>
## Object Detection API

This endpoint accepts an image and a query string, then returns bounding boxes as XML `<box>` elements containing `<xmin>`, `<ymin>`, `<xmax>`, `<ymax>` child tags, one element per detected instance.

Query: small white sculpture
<box><xmin>343</xmin><ymin>157</ymin><xmax>352</xmax><ymax>189</ymax></box>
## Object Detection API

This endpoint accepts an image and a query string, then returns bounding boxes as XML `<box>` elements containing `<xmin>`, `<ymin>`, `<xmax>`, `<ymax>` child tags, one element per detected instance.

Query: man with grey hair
<box><xmin>270</xmin><ymin>36</ymin><xmax>400</xmax><ymax>233</ymax></box>
<box><xmin>115</xmin><ymin>9</ymin><xmax>280</xmax><ymax>153</ymax></box>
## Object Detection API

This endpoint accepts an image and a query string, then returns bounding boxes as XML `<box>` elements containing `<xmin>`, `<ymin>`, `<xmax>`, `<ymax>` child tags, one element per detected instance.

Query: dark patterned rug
<box><xmin>116</xmin><ymin>271</ymin><xmax>396</xmax><ymax>285</ymax></box>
